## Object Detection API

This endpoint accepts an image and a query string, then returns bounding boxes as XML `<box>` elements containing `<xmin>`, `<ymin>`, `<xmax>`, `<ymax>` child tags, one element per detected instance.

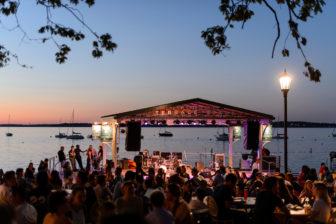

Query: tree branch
<box><xmin>262</xmin><ymin>0</ymin><xmax>280</xmax><ymax>58</ymax></box>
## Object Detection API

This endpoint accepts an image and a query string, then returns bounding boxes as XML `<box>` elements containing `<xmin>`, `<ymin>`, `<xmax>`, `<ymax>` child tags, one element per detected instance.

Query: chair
<box><xmin>161</xmin><ymin>152</ymin><xmax>171</xmax><ymax>160</ymax></box>
<box><xmin>172</xmin><ymin>152</ymin><xmax>183</xmax><ymax>160</ymax></box>
<box><xmin>153</xmin><ymin>150</ymin><xmax>160</xmax><ymax>156</ymax></box>
<box><xmin>191</xmin><ymin>210</ymin><xmax>214</xmax><ymax>224</ymax></box>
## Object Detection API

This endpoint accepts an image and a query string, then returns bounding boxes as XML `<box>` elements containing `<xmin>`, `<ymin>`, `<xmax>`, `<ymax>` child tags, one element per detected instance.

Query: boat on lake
<box><xmin>55</xmin><ymin>132</ymin><xmax>67</xmax><ymax>138</ymax></box>
<box><xmin>272</xmin><ymin>131</ymin><xmax>287</xmax><ymax>140</ymax></box>
<box><xmin>159</xmin><ymin>131</ymin><xmax>173</xmax><ymax>137</ymax></box>
<box><xmin>215</xmin><ymin>132</ymin><xmax>229</xmax><ymax>141</ymax></box>
<box><xmin>67</xmin><ymin>131</ymin><xmax>84</xmax><ymax>140</ymax></box>
<box><xmin>6</xmin><ymin>114</ymin><xmax>13</xmax><ymax>137</ymax></box>
<box><xmin>66</xmin><ymin>110</ymin><xmax>84</xmax><ymax>140</ymax></box>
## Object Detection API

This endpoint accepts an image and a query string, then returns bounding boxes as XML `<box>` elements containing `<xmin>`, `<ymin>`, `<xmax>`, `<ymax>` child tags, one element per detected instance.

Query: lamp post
<box><xmin>279</xmin><ymin>70</ymin><xmax>292</xmax><ymax>173</ymax></box>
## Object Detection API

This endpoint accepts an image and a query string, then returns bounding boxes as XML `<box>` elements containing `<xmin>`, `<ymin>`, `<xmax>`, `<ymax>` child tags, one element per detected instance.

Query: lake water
<box><xmin>0</xmin><ymin>127</ymin><xmax>335</xmax><ymax>173</ymax></box>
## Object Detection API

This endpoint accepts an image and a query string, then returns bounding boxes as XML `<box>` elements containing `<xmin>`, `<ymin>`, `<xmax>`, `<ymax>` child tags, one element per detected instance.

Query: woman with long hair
<box><xmin>165</xmin><ymin>183</ymin><xmax>193</xmax><ymax>224</ymax></box>
<box><xmin>299</xmin><ymin>180</ymin><xmax>314</xmax><ymax>204</ymax></box>
<box><xmin>309</xmin><ymin>182</ymin><xmax>331</xmax><ymax>224</ymax></box>
<box><xmin>69</xmin><ymin>145</ymin><xmax>77</xmax><ymax>171</ymax></box>
<box><xmin>298</xmin><ymin>165</ymin><xmax>310</xmax><ymax>187</ymax></box>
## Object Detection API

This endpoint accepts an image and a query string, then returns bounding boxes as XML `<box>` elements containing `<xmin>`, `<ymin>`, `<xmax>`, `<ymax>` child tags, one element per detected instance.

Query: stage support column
<box><xmin>111</xmin><ymin>119</ymin><xmax>118</xmax><ymax>168</ymax></box>
<box><xmin>102</xmin><ymin>144</ymin><xmax>107</xmax><ymax>168</ymax></box>
<box><xmin>228</xmin><ymin>126</ymin><xmax>234</xmax><ymax>168</ymax></box>
<box><xmin>258</xmin><ymin>122</ymin><xmax>264</xmax><ymax>171</ymax></box>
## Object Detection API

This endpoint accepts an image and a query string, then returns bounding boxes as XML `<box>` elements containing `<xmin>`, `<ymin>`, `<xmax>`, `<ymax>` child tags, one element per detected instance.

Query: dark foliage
<box><xmin>0</xmin><ymin>0</ymin><xmax>116</xmax><ymax>67</ymax></box>
<box><xmin>202</xmin><ymin>0</ymin><xmax>326</xmax><ymax>82</ymax></box>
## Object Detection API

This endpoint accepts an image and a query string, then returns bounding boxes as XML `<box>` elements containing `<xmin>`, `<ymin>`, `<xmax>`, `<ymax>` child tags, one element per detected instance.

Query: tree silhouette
<box><xmin>202</xmin><ymin>0</ymin><xmax>325</xmax><ymax>82</ymax></box>
<box><xmin>0</xmin><ymin>0</ymin><xmax>116</xmax><ymax>67</ymax></box>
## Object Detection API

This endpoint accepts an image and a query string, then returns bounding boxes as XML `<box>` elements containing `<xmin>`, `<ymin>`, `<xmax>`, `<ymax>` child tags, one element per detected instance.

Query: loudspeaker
<box><xmin>245</xmin><ymin>121</ymin><xmax>260</xmax><ymax>150</ymax></box>
<box><xmin>242</xmin><ymin>154</ymin><xmax>249</xmax><ymax>160</ymax></box>
<box><xmin>125</xmin><ymin>121</ymin><xmax>141</xmax><ymax>151</ymax></box>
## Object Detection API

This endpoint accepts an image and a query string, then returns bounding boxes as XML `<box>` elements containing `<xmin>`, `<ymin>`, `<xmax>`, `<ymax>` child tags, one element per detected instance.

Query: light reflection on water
<box><xmin>0</xmin><ymin>127</ymin><xmax>335</xmax><ymax>173</ymax></box>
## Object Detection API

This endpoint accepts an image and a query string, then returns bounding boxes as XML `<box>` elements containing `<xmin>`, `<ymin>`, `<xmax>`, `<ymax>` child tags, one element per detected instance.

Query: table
<box><xmin>274</xmin><ymin>209</ymin><xmax>309</xmax><ymax>224</ymax></box>
<box><xmin>289</xmin><ymin>209</ymin><xmax>308</xmax><ymax>217</ymax></box>
<box><xmin>233</xmin><ymin>197</ymin><xmax>256</xmax><ymax>207</ymax></box>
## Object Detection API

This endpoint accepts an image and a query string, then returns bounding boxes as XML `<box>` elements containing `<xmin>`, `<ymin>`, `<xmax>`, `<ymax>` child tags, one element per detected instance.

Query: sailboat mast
<box><xmin>7</xmin><ymin>114</ymin><xmax>10</xmax><ymax>132</ymax></box>
<box><xmin>72</xmin><ymin>109</ymin><xmax>74</xmax><ymax>134</ymax></box>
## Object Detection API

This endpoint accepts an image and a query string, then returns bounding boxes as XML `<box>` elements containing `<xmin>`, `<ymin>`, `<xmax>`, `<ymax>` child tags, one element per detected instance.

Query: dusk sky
<box><xmin>0</xmin><ymin>1</ymin><xmax>335</xmax><ymax>123</ymax></box>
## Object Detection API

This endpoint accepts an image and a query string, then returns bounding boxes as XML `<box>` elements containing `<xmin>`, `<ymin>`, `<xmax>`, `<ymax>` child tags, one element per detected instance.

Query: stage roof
<box><xmin>101</xmin><ymin>98</ymin><xmax>274</xmax><ymax>123</ymax></box>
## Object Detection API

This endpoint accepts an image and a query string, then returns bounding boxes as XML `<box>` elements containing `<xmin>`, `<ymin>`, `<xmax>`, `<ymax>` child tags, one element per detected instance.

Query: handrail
<box><xmin>261</xmin><ymin>156</ymin><xmax>280</xmax><ymax>173</ymax></box>
<box><xmin>47</xmin><ymin>151</ymin><xmax>87</xmax><ymax>171</ymax></box>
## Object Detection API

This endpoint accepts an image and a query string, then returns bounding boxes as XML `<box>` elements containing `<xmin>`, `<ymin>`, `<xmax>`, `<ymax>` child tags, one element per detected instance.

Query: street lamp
<box><xmin>279</xmin><ymin>69</ymin><xmax>292</xmax><ymax>173</ymax></box>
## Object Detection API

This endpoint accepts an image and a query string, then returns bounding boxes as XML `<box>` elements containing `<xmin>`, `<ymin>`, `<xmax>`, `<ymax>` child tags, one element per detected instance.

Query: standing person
<box><xmin>319</xmin><ymin>163</ymin><xmax>326</xmax><ymax>180</ymax></box>
<box><xmin>25</xmin><ymin>162</ymin><xmax>35</xmax><ymax>184</ymax></box>
<box><xmin>75</xmin><ymin>145</ymin><xmax>85</xmax><ymax>170</ymax></box>
<box><xmin>16</xmin><ymin>168</ymin><xmax>26</xmax><ymax>189</ymax></box>
<box><xmin>69</xmin><ymin>146</ymin><xmax>77</xmax><ymax>171</ymax></box>
<box><xmin>97</xmin><ymin>145</ymin><xmax>104</xmax><ymax>169</ymax></box>
<box><xmin>86</xmin><ymin>146</ymin><xmax>94</xmax><ymax>172</ymax></box>
<box><xmin>57</xmin><ymin>146</ymin><xmax>66</xmax><ymax>168</ymax></box>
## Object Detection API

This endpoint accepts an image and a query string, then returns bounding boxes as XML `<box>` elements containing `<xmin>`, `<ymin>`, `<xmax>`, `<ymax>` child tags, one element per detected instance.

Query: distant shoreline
<box><xmin>0</xmin><ymin>121</ymin><xmax>335</xmax><ymax>128</ymax></box>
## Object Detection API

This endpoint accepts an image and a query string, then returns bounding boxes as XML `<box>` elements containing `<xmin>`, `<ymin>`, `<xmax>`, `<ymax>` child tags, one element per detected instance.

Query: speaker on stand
<box><xmin>125</xmin><ymin>121</ymin><xmax>142</xmax><ymax>152</ymax></box>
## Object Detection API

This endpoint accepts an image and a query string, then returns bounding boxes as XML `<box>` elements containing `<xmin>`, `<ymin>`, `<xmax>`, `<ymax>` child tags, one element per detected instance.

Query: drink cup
<box><xmin>244</xmin><ymin>189</ymin><xmax>248</xmax><ymax>201</ymax></box>
<box><xmin>304</xmin><ymin>204</ymin><xmax>311</xmax><ymax>214</ymax></box>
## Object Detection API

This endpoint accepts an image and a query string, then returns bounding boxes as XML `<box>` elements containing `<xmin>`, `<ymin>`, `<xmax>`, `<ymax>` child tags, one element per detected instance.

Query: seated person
<box><xmin>309</xmin><ymin>182</ymin><xmax>331</xmax><ymax>224</ymax></box>
<box><xmin>213</xmin><ymin>173</ymin><xmax>249</xmax><ymax>223</ymax></box>
<box><xmin>255</xmin><ymin>176</ymin><xmax>290</xmax><ymax>224</ymax></box>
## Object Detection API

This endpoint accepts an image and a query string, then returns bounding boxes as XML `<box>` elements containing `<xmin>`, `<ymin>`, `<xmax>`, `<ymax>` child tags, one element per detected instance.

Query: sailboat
<box><xmin>272</xmin><ymin>117</ymin><xmax>286</xmax><ymax>140</ymax></box>
<box><xmin>215</xmin><ymin>128</ymin><xmax>229</xmax><ymax>141</ymax></box>
<box><xmin>159</xmin><ymin>130</ymin><xmax>173</xmax><ymax>137</ymax></box>
<box><xmin>272</xmin><ymin>129</ymin><xmax>286</xmax><ymax>139</ymax></box>
<box><xmin>158</xmin><ymin>127</ymin><xmax>173</xmax><ymax>137</ymax></box>
<box><xmin>55</xmin><ymin>119</ymin><xmax>67</xmax><ymax>138</ymax></box>
<box><xmin>66</xmin><ymin>109</ymin><xmax>84</xmax><ymax>140</ymax></box>
<box><xmin>6</xmin><ymin>114</ymin><xmax>13</xmax><ymax>137</ymax></box>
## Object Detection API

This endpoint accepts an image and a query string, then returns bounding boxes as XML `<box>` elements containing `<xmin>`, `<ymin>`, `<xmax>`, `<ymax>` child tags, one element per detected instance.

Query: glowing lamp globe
<box><xmin>279</xmin><ymin>70</ymin><xmax>292</xmax><ymax>91</ymax></box>
<box><xmin>92</xmin><ymin>122</ymin><xmax>102</xmax><ymax>139</ymax></box>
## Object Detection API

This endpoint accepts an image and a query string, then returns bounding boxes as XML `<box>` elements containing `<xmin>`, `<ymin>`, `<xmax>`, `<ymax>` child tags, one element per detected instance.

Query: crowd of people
<box><xmin>0</xmin><ymin>145</ymin><xmax>335</xmax><ymax>224</ymax></box>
